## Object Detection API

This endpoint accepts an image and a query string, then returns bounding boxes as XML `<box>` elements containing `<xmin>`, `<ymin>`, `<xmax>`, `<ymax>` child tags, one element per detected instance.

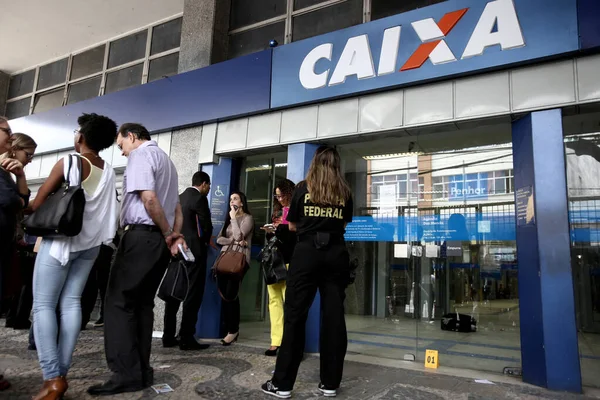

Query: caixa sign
<box><xmin>271</xmin><ymin>0</ymin><xmax>578</xmax><ymax>108</ymax></box>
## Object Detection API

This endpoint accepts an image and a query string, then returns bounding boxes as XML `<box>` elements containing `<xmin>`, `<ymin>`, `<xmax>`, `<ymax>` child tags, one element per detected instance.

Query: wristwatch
<box><xmin>163</xmin><ymin>228</ymin><xmax>174</xmax><ymax>238</ymax></box>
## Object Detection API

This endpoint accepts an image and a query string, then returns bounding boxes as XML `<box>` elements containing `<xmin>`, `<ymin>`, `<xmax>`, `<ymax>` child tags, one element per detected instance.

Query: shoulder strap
<box><xmin>65</xmin><ymin>155</ymin><xmax>73</xmax><ymax>188</ymax></box>
<box><xmin>76</xmin><ymin>154</ymin><xmax>83</xmax><ymax>187</ymax></box>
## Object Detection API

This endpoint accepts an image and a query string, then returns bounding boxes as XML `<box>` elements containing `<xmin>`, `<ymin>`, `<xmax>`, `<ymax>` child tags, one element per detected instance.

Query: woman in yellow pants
<box><xmin>263</xmin><ymin>179</ymin><xmax>296</xmax><ymax>357</ymax></box>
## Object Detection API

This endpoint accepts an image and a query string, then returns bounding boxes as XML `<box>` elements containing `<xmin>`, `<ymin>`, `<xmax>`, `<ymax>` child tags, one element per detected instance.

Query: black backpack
<box><xmin>258</xmin><ymin>236</ymin><xmax>287</xmax><ymax>285</ymax></box>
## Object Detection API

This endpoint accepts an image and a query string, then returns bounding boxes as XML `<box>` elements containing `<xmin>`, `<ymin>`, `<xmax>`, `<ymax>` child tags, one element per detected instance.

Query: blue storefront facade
<box><xmin>8</xmin><ymin>0</ymin><xmax>600</xmax><ymax>393</ymax></box>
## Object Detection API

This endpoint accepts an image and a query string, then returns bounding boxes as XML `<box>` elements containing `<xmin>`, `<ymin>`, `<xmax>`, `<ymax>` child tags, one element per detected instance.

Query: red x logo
<box><xmin>400</xmin><ymin>8</ymin><xmax>469</xmax><ymax>71</ymax></box>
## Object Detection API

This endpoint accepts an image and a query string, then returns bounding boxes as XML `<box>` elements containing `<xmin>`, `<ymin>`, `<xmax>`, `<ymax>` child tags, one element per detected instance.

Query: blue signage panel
<box><xmin>10</xmin><ymin>51</ymin><xmax>273</xmax><ymax>153</ymax></box>
<box><xmin>271</xmin><ymin>0</ymin><xmax>579</xmax><ymax>108</ymax></box>
<box><xmin>578</xmin><ymin>0</ymin><xmax>600</xmax><ymax>50</ymax></box>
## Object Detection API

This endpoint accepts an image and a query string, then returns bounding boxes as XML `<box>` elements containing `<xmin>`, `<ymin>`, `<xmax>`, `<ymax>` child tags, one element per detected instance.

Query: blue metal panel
<box><xmin>271</xmin><ymin>0</ymin><xmax>579</xmax><ymax>108</ymax></box>
<box><xmin>287</xmin><ymin>143</ymin><xmax>321</xmax><ymax>353</ymax></box>
<box><xmin>196</xmin><ymin>158</ymin><xmax>236</xmax><ymax>339</ymax></box>
<box><xmin>512</xmin><ymin>110</ymin><xmax>582</xmax><ymax>392</ymax></box>
<box><xmin>10</xmin><ymin>51</ymin><xmax>273</xmax><ymax>153</ymax></box>
<box><xmin>578</xmin><ymin>0</ymin><xmax>600</xmax><ymax>50</ymax></box>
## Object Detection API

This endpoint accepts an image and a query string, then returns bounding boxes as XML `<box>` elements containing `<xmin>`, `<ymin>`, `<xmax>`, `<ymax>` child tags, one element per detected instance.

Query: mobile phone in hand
<box><xmin>233</xmin><ymin>205</ymin><xmax>239</xmax><ymax>211</ymax></box>
<box><xmin>178</xmin><ymin>243</ymin><xmax>195</xmax><ymax>262</ymax></box>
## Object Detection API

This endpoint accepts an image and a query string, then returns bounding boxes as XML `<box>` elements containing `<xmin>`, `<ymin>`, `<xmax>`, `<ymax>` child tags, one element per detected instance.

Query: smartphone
<box><xmin>263</xmin><ymin>223</ymin><xmax>275</xmax><ymax>229</ymax></box>
<box><xmin>178</xmin><ymin>243</ymin><xmax>196</xmax><ymax>262</ymax></box>
<box><xmin>233</xmin><ymin>205</ymin><xmax>239</xmax><ymax>211</ymax></box>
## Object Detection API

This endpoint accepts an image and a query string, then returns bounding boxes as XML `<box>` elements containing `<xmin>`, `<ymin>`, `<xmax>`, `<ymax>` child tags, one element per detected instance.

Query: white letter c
<box><xmin>299</xmin><ymin>43</ymin><xmax>333</xmax><ymax>90</ymax></box>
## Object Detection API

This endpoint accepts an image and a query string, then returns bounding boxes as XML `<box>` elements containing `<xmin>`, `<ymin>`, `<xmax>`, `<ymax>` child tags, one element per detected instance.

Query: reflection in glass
<box><xmin>339</xmin><ymin>134</ymin><xmax>520</xmax><ymax>375</ymax></box>
<box><xmin>565</xmin><ymin>131</ymin><xmax>600</xmax><ymax>387</ymax></box>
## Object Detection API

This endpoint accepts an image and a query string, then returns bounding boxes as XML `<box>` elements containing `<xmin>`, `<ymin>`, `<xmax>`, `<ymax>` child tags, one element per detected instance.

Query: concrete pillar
<box><xmin>178</xmin><ymin>0</ymin><xmax>231</xmax><ymax>73</ymax></box>
<box><xmin>0</xmin><ymin>71</ymin><xmax>9</xmax><ymax>116</ymax></box>
<box><xmin>512</xmin><ymin>109</ymin><xmax>582</xmax><ymax>392</ymax></box>
<box><xmin>152</xmin><ymin>127</ymin><xmax>202</xmax><ymax>334</ymax></box>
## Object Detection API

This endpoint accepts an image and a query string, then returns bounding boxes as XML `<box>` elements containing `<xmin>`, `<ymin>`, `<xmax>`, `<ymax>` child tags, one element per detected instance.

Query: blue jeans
<box><xmin>33</xmin><ymin>239</ymin><xmax>100</xmax><ymax>380</ymax></box>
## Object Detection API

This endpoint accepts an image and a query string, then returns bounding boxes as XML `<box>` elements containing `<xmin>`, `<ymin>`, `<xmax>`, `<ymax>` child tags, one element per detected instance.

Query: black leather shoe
<box><xmin>265</xmin><ymin>347</ymin><xmax>279</xmax><ymax>357</ymax></box>
<box><xmin>142</xmin><ymin>368</ymin><xmax>154</xmax><ymax>388</ymax></box>
<box><xmin>179</xmin><ymin>338</ymin><xmax>210</xmax><ymax>351</ymax></box>
<box><xmin>162</xmin><ymin>337</ymin><xmax>179</xmax><ymax>348</ymax></box>
<box><xmin>87</xmin><ymin>380</ymin><xmax>144</xmax><ymax>396</ymax></box>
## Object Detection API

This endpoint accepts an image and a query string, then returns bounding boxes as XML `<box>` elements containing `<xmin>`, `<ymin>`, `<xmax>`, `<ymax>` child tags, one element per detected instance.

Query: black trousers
<box><xmin>273</xmin><ymin>239</ymin><xmax>350</xmax><ymax>391</ymax></box>
<box><xmin>218</xmin><ymin>267</ymin><xmax>247</xmax><ymax>334</ymax></box>
<box><xmin>164</xmin><ymin>240</ymin><xmax>208</xmax><ymax>340</ymax></box>
<box><xmin>6</xmin><ymin>247</ymin><xmax>35</xmax><ymax>326</ymax></box>
<box><xmin>104</xmin><ymin>229</ymin><xmax>170</xmax><ymax>384</ymax></box>
<box><xmin>81</xmin><ymin>244</ymin><xmax>113</xmax><ymax>326</ymax></box>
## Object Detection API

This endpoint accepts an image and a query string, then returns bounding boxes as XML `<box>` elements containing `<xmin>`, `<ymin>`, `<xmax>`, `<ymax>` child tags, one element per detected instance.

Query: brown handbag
<box><xmin>214</xmin><ymin>242</ymin><xmax>247</xmax><ymax>279</ymax></box>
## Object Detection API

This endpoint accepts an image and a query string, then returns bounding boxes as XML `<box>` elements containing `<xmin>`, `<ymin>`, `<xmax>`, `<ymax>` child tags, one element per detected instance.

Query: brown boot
<box><xmin>32</xmin><ymin>376</ymin><xmax>68</xmax><ymax>400</ymax></box>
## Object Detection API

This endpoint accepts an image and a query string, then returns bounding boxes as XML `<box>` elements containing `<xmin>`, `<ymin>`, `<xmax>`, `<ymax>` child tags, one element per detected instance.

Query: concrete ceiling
<box><xmin>0</xmin><ymin>0</ymin><xmax>184</xmax><ymax>74</ymax></box>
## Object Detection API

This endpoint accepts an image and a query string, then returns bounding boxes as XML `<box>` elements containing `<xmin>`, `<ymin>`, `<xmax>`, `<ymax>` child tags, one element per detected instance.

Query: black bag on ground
<box><xmin>23</xmin><ymin>155</ymin><xmax>86</xmax><ymax>237</ymax></box>
<box><xmin>158</xmin><ymin>258</ymin><xmax>191</xmax><ymax>303</ymax></box>
<box><xmin>441</xmin><ymin>312</ymin><xmax>477</xmax><ymax>332</ymax></box>
<box><xmin>258</xmin><ymin>236</ymin><xmax>287</xmax><ymax>285</ymax></box>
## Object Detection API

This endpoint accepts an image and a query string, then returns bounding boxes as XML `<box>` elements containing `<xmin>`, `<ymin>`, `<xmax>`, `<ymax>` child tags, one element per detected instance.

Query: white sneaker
<box><xmin>318</xmin><ymin>383</ymin><xmax>337</xmax><ymax>397</ymax></box>
<box><xmin>261</xmin><ymin>380</ymin><xmax>292</xmax><ymax>399</ymax></box>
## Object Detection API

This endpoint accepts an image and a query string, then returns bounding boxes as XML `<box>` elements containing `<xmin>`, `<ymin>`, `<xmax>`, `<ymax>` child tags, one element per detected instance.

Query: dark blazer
<box><xmin>180</xmin><ymin>187</ymin><xmax>213</xmax><ymax>253</ymax></box>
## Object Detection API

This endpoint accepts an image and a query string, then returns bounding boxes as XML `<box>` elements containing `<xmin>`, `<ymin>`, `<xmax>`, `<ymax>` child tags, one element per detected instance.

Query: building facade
<box><xmin>2</xmin><ymin>0</ymin><xmax>600</xmax><ymax>393</ymax></box>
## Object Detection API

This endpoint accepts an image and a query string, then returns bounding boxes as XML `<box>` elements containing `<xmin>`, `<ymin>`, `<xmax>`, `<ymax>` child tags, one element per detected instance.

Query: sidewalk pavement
<box><xmin>0</xmin><ymin>321</ymin><xmax>597</xmax><ymax>400</ymax></box>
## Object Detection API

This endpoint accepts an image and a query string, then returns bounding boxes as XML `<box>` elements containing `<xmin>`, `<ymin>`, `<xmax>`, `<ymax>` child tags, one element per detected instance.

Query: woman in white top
<box><xmin>30</xmin><ymin>113</ymin><xmax>119</xmax><ymax>400</ymax></box>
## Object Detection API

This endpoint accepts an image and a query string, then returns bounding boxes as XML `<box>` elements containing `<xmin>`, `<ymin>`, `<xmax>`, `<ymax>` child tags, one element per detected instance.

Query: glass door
<box><xmin>238</xmin><ymin>153</ymin><xmax>288</xmax><ymax>322</ymax></box>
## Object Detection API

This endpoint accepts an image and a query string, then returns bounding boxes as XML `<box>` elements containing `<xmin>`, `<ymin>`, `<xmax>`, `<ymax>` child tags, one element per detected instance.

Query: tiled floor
<box><xmin>240</xmin><ymin>309</ymin><xmax>600</xmax><ymax>389</ymax></box>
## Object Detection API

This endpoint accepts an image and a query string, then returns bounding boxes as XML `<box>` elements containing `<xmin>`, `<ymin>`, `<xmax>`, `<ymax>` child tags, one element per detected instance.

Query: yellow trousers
<box><xmin>267</xmin><ymin>280</ymin><xmax>286</xmax><ymax>347</ymax></box>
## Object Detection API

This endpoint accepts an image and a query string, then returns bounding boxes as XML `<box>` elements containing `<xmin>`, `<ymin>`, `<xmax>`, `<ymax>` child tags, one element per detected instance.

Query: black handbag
<box><xmin>158</xmin><ymin>258</ymin><xmax>190</xmax><ymax>303</ymax></box>
<box><xmin>23</xmin><ymin>155</ymin><xmax>86</xmax><ymax>237</ymax></box>
<box><xmin>258</xmin><ymin>236</ymin><xmax>287</xmax><ymax>285</ymax></box>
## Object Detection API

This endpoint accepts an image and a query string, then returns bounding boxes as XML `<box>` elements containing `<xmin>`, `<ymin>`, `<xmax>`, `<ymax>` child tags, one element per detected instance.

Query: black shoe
<box><xmin>162</xmin><ymin>337</ymin><xmax>179</xmax><ymax>348</ymax></box>
<box><xmin>4</xmin><ymin>319</ymin><xmax>14</xmax><ymax>328</ymax></box>
<box><xmin>265</xmin><ymin>347</ymin><xmax>279</xmax><ymax>357</ymax></box>
<box><xmin>27</xmin><ymin>343</ymin><xmax>36</xmax><ymax>351</ymax></box>
<box><xmin>87</xmin><ymin>380</ymin><xmax>144</xmax><ymax>396</ymax></box>
<box><xmin>261</xmin><ymin>380</ymin><xmax>292</xmax><ymax>399</ymax></box>
<box><xmin>179</xmin><ymin>338</ymin><xmax>210</xmax><ymax>351</ymax></box>
<box><xmin>221</xmin><ymin>332</ymin><xmax>239</xmax><ymax>346</ymax></box>
<box><xmin>93</xmin><ymin>317</ymin><xmax>104</xmax><ymax>327</ymax></box>
<box><xmin>12</xmin><ymin>320</ymin><xmax>31</xmax><ymax>330</ymax></box>
<box><xmin>142</xmin><ymin>368</ymin><xmax>154</xmax><ymax>388</ymax></box>
<box><xmin>318</xmin><ymin>383</ymin><xmax>337</xmax><ymax>397</ymax></box>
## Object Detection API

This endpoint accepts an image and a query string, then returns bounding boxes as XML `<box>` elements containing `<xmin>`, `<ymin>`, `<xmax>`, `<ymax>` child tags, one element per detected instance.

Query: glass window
<box><xmin>371</xmin><ymin>0</ymin><xmax>447</xmax><ymax>21</ymax></box>
<box><xmin>70</xmin><ymin>45</ymin><xmax>106</xmax><ymax>80</ymax></box>
<box><xmin>151</xmin><ymin>17</ymin><xmax>182</xmax><ymax>55</ymax></box>
<box><xmin>292</xmin><ymin>0</ymin><xmax>363</xmax><ymax>41</ymax></box>
<box><xmin>148</xmin><ymin>53</ymin><xmax>180</xmax><ymax>82</ymax></box>
<box><xmin>230</xmin><ymin>0</ymin><xmax>287</xmax><ymax>30</ymax></box>
<box><xmin>494</xmin><ymin>178</ymin><xmax>507</xmax><ymax>194</ymax></box>
<box><xmin>67</xmin><ymin>77</ymin><xmax>102</xmax><ymax>105</ymax></box>
<box><xmin>37</xmin><ymin>58</ymin><xmax>68</xmax><ymax>91</ymax></box>
<box><xmin>8</xmin><ymin>70</ymin><xmax>35</xmax><ymax>99</ymax></box>
<box><xmin>33</xmin><ymin>88</ymin><xmax>65</xmax><ymax>114</ymax></box>
<box><xmin>6</xmin><ymin>97</ymin><xmax>31</xmax><ymax>119</ymax></box>
<box><xmin>104</xmin><ymin>64</ymin><xmax>143</xmax><ymax>94</ymax></box>
<box><xmin>294</xmin><ymin>0</ymin><xmax>330</xmax><ymax>9</ymax></box>
<box><xmin>108</xmin><ymin>31</ymin><xmax>148</xmax><ymax>69</ymax></box>
<box><xmin>371</xmin><ymin>175</ymin><xmax>384</xmax><ymax>183</ymax></box>
<box><xmin>228</xmin><ymin>22</ymin><xmax>285</xmax><ymax>59</ymax></box>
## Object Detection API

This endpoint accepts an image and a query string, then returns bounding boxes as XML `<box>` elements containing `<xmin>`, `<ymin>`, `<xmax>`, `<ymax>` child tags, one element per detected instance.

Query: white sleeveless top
<box><xmin>48</xmin><ymin>155</ymin><xmax>119</xmax><ymax>265</ymax></box>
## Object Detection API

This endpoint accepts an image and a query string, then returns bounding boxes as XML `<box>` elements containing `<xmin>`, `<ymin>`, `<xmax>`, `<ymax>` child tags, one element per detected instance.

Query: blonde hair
<box><xmin>0</xmin><ymin>132</ymin><xmax>37</xmax><ymax>161</ymax></box>
<box><xmin>305</xmin><ymin>146</ymin><xmax>351</xmax><ymax>206</ymax></box>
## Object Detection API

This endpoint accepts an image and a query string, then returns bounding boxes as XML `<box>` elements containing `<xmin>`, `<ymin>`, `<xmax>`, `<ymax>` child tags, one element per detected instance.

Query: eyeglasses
<box><xmin>274</xmin><ymin>194</ymin><xmax>284</xmax><ymax>199</ymax></box>
<box><xmin>24</xmin><ymin>151</ymin><xmax>35</xmax><ymax>161</ymax></box>
<box><xmin>73</xmin><ymin>129</ymin><xmax>80</xmax><ymax>135</ymax></box>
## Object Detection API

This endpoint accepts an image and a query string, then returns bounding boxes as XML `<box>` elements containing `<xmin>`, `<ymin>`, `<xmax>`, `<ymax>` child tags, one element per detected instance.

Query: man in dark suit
<box><xmin>162</xmin><ymin>171</ymin><xmax>213</xmax><ymax>350</ymax></box>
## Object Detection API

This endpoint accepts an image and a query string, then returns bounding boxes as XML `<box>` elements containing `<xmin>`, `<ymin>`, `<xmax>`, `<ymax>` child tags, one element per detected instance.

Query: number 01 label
<box><xmin>425</xmin><ymin>349</ymin><xmax>439</xmax><ymax>369</ymax></box>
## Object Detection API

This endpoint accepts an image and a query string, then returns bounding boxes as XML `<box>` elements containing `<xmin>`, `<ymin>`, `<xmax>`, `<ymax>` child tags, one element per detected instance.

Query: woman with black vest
<box><xmin>262</xmin><ymin>146</ymin><xmax>353</xmax><ymax>399</ymax></box>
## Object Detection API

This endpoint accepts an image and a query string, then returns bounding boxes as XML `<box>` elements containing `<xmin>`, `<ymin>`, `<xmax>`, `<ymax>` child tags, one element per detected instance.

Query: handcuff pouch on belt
<box><xmin>314</xmin><ymin>232</ymin><xmax>331</xmax><ymax>250</ymax></box>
